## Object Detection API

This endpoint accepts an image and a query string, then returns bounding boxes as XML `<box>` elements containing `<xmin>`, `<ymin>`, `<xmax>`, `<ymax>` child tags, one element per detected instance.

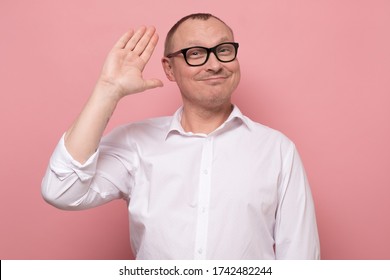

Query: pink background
<box><xmin>1</xmin><ymin>0</ymin><xmax>389</xmax><ymax>259</ymax></box>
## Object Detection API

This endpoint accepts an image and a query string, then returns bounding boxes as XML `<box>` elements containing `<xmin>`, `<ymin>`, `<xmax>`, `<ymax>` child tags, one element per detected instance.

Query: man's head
<box><xmin>162</xmin><ymin>13</ymin><xmax>241</xmax><ymax>110</ymax></box>
<box><xmin>164</xmin><ymin>13</ymin><xmax>234</xmax><ymax>56</ymax></box>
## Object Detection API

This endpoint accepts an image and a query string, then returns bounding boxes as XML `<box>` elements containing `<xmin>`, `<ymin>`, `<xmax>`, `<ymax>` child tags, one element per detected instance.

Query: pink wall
<box><xmin>1</xmin><ymin>0</ymin><xmax>389</xmax><ymax>259</ymax></box>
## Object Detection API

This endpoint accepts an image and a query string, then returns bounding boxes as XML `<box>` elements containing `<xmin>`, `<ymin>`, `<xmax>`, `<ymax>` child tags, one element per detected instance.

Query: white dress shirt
<box><xmin>42</xmin><ymin>105</ymin><xmax>320</xmax><ymax>259</ymax></box>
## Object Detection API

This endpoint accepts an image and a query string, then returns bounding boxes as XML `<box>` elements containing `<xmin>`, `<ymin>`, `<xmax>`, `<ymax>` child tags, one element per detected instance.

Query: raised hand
<box><xmin>64</xmin><ymin>26</ymin><xmax>164</xmax><ymax>163</ymax></box>
<box><xmin>98</xmin><ymin>26</ymin><xmax>163</xmax><ymax>100</ymax></box>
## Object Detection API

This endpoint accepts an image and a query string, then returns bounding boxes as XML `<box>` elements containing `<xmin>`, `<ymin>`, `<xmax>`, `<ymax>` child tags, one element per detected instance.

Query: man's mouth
<box><xmin>200</xmin><ymin>75</ymin><xmax>228</xmax><ymax>82</ymax></box>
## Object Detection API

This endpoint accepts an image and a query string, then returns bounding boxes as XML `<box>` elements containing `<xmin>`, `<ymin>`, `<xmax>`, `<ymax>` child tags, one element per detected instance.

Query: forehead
<box><xmin>172</xmin><ymin>17</ymin><xmax>234</xmax><ymax>48</ymax></box>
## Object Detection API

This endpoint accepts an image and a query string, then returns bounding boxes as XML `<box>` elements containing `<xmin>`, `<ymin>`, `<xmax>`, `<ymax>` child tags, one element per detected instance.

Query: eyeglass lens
<box><xmin>185</xmin><ymin>43</ymin><xmax>237</xmax><ymax>66</ymax></box>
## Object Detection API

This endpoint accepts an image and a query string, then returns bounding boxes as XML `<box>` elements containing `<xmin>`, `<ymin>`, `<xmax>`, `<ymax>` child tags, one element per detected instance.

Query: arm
<box><xmin>274</xmin><ymin>143</ymin><xmax>320</xmax><ymax>259</ymax></box>
<box><xmin>66</xmin><ymin>26</ymin><xmax>163</xmax><ymax>163</ymax></box>
<box><xmin>42</xmin><ymin>26</ymin><xmax>162</xmax><ymax>208</ymax></box>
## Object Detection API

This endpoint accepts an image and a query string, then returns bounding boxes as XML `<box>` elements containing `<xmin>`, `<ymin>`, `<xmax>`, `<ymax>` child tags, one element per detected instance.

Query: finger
<box><xmin>124</xmin><ymin>26</ymin><xmax>147</xmax><ymax>50</ymax></box>
<box><xmin>132</xmin><ymin>26</ymin><xmax>157</xmax><ymax>55</ymax></box>
<box><xmin>139</xmin><ymin>33</ymin><xmax>159</xmax><ymax>64</ymax></box>
<box><xmin>113</xmin><ymin>29</ymin><xmax>135</xmax><ymax>49</ymax></box>
<box><xmin>143</xmin><ymin>78</ymin><xmax>164</xmax><ymax>90</ymax></box>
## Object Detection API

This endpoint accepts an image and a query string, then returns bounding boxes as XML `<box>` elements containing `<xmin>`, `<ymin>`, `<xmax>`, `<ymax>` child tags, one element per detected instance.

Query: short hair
<box><xmin>164</xmin><ymin>13</ymin><xmax>234</xmax><ymax>56</ymax></box>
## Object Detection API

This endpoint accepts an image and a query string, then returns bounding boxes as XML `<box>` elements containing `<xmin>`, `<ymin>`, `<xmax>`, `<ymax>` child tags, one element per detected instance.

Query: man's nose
<box><xmin>205</xmin><ymin>52</ymin><xmax>223</xmax><ymax>71</ymax></box>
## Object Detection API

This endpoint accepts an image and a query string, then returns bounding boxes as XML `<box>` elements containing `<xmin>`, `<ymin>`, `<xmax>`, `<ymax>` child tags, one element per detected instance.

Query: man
<box><xmin>42</xmin><ymin>13</ymin><xmax>320</xmax><ymax>259</ymax></box>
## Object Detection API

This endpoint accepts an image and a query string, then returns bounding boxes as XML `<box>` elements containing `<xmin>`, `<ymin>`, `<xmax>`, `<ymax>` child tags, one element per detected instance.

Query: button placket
<box><xmin>193</xmin><ymin>136</ymin><xmax>213</xmax><ymax>259</ymax></box>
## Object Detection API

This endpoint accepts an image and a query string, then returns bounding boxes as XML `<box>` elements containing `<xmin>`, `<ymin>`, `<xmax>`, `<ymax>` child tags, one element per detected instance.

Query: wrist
<box><xmin>93</xmin><ymin>79</ymin><xmax>123</xmax><ymax>104</ymax></box>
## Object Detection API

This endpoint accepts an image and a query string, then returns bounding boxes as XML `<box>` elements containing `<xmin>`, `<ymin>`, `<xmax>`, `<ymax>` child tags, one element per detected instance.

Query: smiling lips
<box><xmin>200</xmin><ymin>77</ymin><xmax>228</xmax><ymax>86</ymax></box>
<box><xmin>197</xmin><ymin>73</ymin><xmax>230</xmax><ymax>82</ymax></box>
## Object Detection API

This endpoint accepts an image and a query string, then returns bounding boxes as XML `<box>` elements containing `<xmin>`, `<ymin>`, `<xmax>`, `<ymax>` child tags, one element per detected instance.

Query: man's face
<box><xmin>163</xmin><ymin>17</ymin><xmax>241</xmax><ymax>110</ymax></box>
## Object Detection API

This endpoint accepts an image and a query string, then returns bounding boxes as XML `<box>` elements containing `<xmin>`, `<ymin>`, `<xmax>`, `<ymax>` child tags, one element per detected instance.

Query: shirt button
<box><xmin>203</xmin><ymin>169</ymin><xmax>208</xmax><ymax>175</ymax></box>
<box><xmin>198</xmin><ymin>248</ymin><xmax>203</xmax><ymax>254</ymax></box>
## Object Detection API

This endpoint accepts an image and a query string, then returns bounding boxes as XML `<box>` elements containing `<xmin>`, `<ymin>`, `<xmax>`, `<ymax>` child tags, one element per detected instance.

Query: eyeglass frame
<box><xmin>166</xmin><ymin>42</ymin><xmax>239</xmax><ymax>67</ymax></box>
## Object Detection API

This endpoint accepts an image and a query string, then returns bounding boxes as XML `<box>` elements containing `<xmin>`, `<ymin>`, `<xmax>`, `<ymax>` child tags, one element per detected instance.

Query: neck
<box><xmin>180</xmin><ymin>102</ymin><xmax>233</xmax><ymax>134</ymax></box>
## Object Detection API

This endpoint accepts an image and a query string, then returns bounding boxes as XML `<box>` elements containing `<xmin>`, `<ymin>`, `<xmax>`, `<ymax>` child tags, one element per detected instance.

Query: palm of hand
<box><xmin>98</xmin><ymin>27</ymin><xmax>163</xmax><ymax>99</ymax></box>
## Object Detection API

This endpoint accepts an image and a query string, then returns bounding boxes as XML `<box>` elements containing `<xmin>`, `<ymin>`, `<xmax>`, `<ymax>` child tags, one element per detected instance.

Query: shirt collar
<box><xmin>165</xmin><ymin>105</ymin><xmax>252</xmax><ymax>139</ymax></box>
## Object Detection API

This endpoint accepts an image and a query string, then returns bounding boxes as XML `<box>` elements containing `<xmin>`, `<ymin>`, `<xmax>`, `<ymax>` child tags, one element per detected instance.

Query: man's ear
<box><xmin>161</xmin><ymin>57</ymin><xmax>176</xmax><ymax>81</ymax></box>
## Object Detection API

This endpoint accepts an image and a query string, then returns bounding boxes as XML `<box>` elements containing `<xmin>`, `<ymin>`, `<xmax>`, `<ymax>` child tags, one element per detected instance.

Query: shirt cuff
<box><xmin>49</xmin><ymin>134</ymin><xmax>99</xmax><ymax>182</ymax></box>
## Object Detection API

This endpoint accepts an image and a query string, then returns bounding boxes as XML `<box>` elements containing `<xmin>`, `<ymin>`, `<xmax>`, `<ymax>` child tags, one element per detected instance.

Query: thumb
<box><xmin>144</xmin><ymin>79</ymin><xmax>164</xmax><ymax>90</ymax></box>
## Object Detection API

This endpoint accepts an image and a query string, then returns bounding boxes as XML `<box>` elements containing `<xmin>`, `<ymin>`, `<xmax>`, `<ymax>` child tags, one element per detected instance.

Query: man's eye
<box><xmin>218</xmin><ymin>47</ymin><xmax>233</xmax><ymax>55</ymax></box>
<box><xmin>187</xmin><ymin>49</ymin><xmax>206</xmax><ymax>58</ymax></box>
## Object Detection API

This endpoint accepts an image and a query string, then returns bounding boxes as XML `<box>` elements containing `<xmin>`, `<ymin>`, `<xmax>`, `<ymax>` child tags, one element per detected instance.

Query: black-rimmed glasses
<box><xmin>166</xmin><ymin>42</ymin><xmax>239</xmax><ymax>67</ymax></box>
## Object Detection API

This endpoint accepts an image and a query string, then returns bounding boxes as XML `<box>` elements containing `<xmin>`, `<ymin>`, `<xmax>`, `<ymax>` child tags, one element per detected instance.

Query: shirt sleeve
<box><xmin>41</xmin><ymin>132</ymin><xmax>134</xmax><ymax>210</ymax></box>
<box><xmin>274</xmin><ymin>142</ymin><xmax>321</xmax><ymax>259</ymax></box>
